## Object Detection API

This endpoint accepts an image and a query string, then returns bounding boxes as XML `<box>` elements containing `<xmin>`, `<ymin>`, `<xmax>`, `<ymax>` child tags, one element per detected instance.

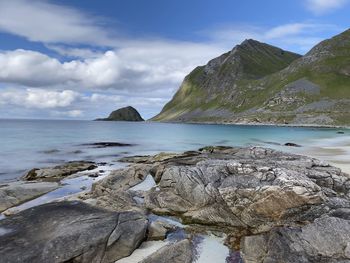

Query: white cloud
<box><xmin>305</xmin><ymin>0</ymin><xmax>349</xmax><ymax>14</ymax></box>
<box><xmin>0</xmin><ymin>44</ymin><xmax>222</xmax><ymax>90</ymax></box>
<box><xmin>0</xmin><ymin>87</ymin><xmax>172</xmax><ymax>119</ymax></box>
<box><xmin>0</xmin><ymin>88</ymin><xmax>79</xmax><ymax>109</ymax></box>
<box><xmin>0</xmin><ymin>0</ymin><xmax>346</xmax><ymax>120</ymax></box>
<box><xmin>206</xmin><ymin>22</ymin><xmax>343</xmax><ymax>53</ymax></box>
<box><xmin>265</xmin><ymin>23</ymin><xmax>313</xmax><ymax>39</ymax></box>
<box><xmin>0</xmin><ymin>49</ymin><xmax>72</xmax><ymax>86</ymax></box>
<box><xmin>51</xmin><ymin>110</ymin><xmax>83</xmax><ymax>118</ymax></box>
<box><xmin>0</xmin><ymin>0</ymin><xmax>115</xmax><ymax>45</ymax></box>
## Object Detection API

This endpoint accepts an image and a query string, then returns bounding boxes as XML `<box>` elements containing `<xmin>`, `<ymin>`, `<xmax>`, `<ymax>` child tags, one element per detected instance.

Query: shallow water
<box><xmin>194</xmin><ymin>234</ymin><xmax>231</xmax><ymax>263</ymax></box>
<box><xmin>1</xmin><ymin>163</ymin><xmax>124</xmax><ymax>216</ymax></box>
<box><xmin>0</xmin><ymin>119</ymin><xmax>349</xmax><ymax>182</ymax></box>
<box><xmin>130</xmin><ymin>174</ymin><xmax>156</xmax><ymax>191</ymax></box>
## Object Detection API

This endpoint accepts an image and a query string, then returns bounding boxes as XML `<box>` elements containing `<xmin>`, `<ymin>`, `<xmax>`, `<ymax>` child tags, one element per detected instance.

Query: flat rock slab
<box><xmin>0</xmin><ymin>201</ymin><xmax>148</xmax><ymax>263</ymax></box>
<box><xmin>141</xmin><ymin>239</ymin><xmax>193</xmax><ymax>263</ymax></box>
<box><xmin>23</xmin><ymin>161</ymin><xmax>97</xmax><ymax>181</ymax></box>
<box><xmin>0</xmin><ymin>181</ymin><xmax>58</xmax><ymax>212</ymax></box>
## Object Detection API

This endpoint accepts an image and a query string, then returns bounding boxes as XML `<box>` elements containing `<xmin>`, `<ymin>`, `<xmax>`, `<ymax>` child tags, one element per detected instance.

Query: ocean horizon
<box><xmin>1</xmin><ymin>118</ymin><xmax>349</xmax><ymax>183</ymax></box>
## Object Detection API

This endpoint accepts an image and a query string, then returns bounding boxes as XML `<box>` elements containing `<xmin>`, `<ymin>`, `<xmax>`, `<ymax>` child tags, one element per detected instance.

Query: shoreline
<box><xmin>1</xmin><ymin>145</ymin><xmax>350</xmax><ymax>262</ymax></box>
<box><xmin>149</xmin><ymin>120</ymin><xmax>350</xmax><ymax>129</ymax></box>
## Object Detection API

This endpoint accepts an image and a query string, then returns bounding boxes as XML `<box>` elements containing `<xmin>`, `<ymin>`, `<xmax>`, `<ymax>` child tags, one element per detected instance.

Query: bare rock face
<box><xmin>80</xmin><ymin>164</ymin><xmax>153</xmax><ymax>212</ymax></box>
<box><xmin>0</xmin><ymin>201</ymin><xmax>148</xmax><ymax>263</ymax></box>
<box><xmin>75</xmin><ymin>146</ymin><xmax>350</xmax><ymax>261</ymax></box>
<box><xmin>241</xmin><ymin>215</ymin><xmax>350</xmax><ymax>263</ymax></box>
<box><xmin>0</xmin><ymin>181</ymin><xmax>58</xmax><ymax>212</ymax></box>
<box><xmin>23</xmin><ymin>161</ymin><xmax>97</xmax><ymax>181</ymax></box>
<box><xmin>147</xmin><ymin>220</ymin><xmax>175</xmax><ymax>241</ymax></box>
<box><xmin>145</xmin><ymin>147</ymin><xmax>350</xmax><ymax>235</ymax></box>
<box><xmin>141</xmin><ymin>239</ymin><xmax>193</xmax><ymax>263</ymax></box>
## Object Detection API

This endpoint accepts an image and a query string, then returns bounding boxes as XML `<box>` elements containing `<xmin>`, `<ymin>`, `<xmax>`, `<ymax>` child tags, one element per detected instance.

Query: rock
<box><xmin>77</xmin><ymin>146</ymin><xmax>350</xmax><ymax>258</ymax></box>
<box><xmin>148</xmin><ymin>220</ymin><xmax>175</xmax><ymax>241</ymax></box>
<box><xmin>40</xmin><ymin>149</ymin><xmax>60</xmax><ymax>154</ymax></box>
<box><xmin>141</xmin><ymin>239</ymin><xmax>193</xmax><ymax>263</ymax></box>
<box><xmin>96</xmin><ymin>106</ymin><xmax>144</xmax><ymax>122</ymax></box>
<box><xmin>0</xmin><ymin>181</ymin><xmax>58</xmax><ymax>212</ymax></box>
<box><xmin>284</xmin><ymin>142</ymin><xmax>302</xmax><ymax>147</ymax></box>
<box><xmin>79</xmin><ymin>164</ymin><xmax>152</xmax><ymax>212</ymax></box>
<box><xmin>337</xmin><ymin>131</ymin><xmax>345</xmax><ymax>134</ymax></box>
<box><xmin>0</xmin><ymin>201</ymin><xmax>148</xmax><ymax>263</ymax></box>
<box><xmin>23</xmin><ymin>161</ymin><xmax>97</xmax><ymax>181</ymax></box>
<box><xmin>241</xmin><ymin>215</ymin><xmax>350</xmax><ymax>263</ymax></box>
<box><xmin>119</xmin><ymin>152</ymin><xmax>179</xmax><ymax>164</ymax></box>
<box><xmin>80</xmin><ymin>142</ymin><xmax>135</xmax><ymax>148</ymax></box>
<box><xmin>143</xmin><ymin>146</ymin><xmax>350</xmax><ymax>237</ymax></box>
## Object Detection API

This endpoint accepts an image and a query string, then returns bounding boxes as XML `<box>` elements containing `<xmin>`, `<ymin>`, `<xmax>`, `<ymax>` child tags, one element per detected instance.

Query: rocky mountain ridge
<box><xmin>153</xmin><ymin>29</ymin><xmax>350</xmax><ymax>126</ymax></box>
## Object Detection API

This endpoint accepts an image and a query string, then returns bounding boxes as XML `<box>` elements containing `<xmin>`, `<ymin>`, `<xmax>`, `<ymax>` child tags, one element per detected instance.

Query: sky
<box><xmin>0</xmin><ymin>0</ymin><xmax>349</xmax><ymax>120</ymax></box>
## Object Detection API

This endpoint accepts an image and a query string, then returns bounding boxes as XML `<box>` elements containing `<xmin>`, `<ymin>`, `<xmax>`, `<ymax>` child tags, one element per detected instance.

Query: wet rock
<box><xmin>0</xmin><ymin>201</ymin><xmax>148</xmax><ymax>263</ymax></box>
<box><xmin>141</xmin><ymin>239</ymin><xmax>193</xmax><ymax>263</ymax></box>
<box><xmin>80</xmin><ymin>142</ymin><xmax>135</xmax><ymax>148</ymax></box>
<box><xmin>0</xmin><ymin>181</ymin><xmax>58</xmax><ymax>212</ymax></box>
<box><xmin>23</xmin><ymin>161</ymin><xmax>97</xmax><ymax>181</ymax></box>
<box><xmin>40</xmin><ymin>149</ymin><xmax>60</xmax><ymax>154</ymax></box>
<box><xmin>284</xmin><ymin>142</ymin><xmax>302</xmax><ymax>147</ymax></box>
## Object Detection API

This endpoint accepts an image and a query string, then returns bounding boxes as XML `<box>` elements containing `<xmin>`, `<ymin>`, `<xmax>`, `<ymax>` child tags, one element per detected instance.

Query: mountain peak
<box><xmin>240</xmin><ymin>39</ymin><xmax>260</xmax><ymax>47</ymax></box>
<box><xmin>153</xmin><ymin>29</ymin><xmax>350</xmax><ymax>126</ymax></box>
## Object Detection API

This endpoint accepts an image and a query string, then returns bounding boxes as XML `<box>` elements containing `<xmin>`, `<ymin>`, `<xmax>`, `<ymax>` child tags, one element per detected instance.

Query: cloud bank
<box><xmin>305</xmin><ymin>0</ymin><xmax>349</xmax><ymax>15</ymax></box>
<box><xmin>0</xmin><ymin>0</ymin><xmax>346</xmax><ymax>119</ymax></box>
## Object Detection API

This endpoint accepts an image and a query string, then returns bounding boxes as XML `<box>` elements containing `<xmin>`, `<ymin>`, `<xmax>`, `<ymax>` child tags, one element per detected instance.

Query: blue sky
<box><xmin>0</xmin><ymin>0</ymin><xmax>349</xmax><ymax>119</ymax></box>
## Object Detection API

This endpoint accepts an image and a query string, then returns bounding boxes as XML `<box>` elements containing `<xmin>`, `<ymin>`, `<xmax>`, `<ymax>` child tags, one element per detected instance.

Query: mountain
<box><xmin>96</xmin><ymin>106</ymin><xmax>144</xmax><ymax>121</ymax></box>
<box><xmin>152</xmin><ymin>29</ymin><xmax>350</xmax><ymax>126</ymax></box>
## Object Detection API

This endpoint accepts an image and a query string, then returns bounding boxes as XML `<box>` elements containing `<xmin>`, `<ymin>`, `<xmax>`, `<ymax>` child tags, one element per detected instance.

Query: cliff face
<box><xmin>96</xmin><ymin>106</ymin><xmax>144</xmax><ymax>122</ymax></box>
<box><xmin>153</xmin><ymin>30</ymin><xmax>350</xmax><ymax>126</ymax></box>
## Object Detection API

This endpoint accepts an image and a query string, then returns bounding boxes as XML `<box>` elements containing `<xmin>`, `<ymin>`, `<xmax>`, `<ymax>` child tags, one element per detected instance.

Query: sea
<box><xmin>0</xmin><ymin>119</ymin><xmax>349</xmax><ymax>183</ymax></box>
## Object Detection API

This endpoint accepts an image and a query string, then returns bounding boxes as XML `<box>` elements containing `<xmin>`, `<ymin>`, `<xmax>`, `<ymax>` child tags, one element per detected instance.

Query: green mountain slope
<box><xmin>152</xmin><ymin>29</ymin><xmax>350</xmax><ymax>126</ymax></box>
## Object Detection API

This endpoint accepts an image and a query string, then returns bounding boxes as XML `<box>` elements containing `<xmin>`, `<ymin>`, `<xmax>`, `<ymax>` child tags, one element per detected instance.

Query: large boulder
<box><xmin>0</xmin><ymin>181</ymin><xmax>58</xmax><ymax>212</ymax></box>
<box><xmin>0</xmin><ymin>201</ymin><xmax>148</xmax><ymax>263</ymax></box>
<box><xmin>141</xmin><ymin>147</ymin><xmax>350</xmax><ymax>243</ymax></box>
<box><xmin>23</xmin><ymin>161</ymin><xmax>97</xmax><ymax>181</ymax></box>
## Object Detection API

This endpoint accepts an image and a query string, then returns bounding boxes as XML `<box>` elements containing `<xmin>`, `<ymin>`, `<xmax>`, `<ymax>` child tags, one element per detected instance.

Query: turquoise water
<box><xmin>0</xmin><ymin>119</ymin><xmax>348</xmax><ymax>182</ymax></box>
